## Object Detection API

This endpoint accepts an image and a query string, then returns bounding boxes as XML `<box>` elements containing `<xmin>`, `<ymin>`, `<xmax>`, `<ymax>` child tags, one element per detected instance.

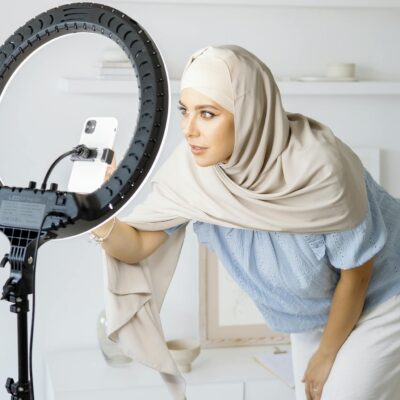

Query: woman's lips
<box><xmin>190</xmin><ymin>145</ymin><xmax>207</xmax><ymax>154</ymax></box>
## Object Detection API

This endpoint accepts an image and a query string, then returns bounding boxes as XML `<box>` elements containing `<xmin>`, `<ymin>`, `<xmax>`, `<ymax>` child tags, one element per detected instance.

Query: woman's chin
<box><xmin>194</xmin><ymin>158</ymin><xmax>213</xmax><ymax>167</ymax></box>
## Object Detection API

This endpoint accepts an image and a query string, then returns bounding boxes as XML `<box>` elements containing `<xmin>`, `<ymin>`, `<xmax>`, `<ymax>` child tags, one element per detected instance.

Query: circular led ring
<box><xmin>0</xmin><ymin>2</ymin><xmax>170</xmax><ymax>238</ymax></box>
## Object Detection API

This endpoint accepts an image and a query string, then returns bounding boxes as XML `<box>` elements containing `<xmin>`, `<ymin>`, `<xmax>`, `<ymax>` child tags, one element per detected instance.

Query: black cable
<box><xmin>29</xmin><ymin>211</ymin><xmax>67</xmax><ymax>400</ymax></box>
<box><xmin>40</xmin><ymin>144</ymin><xmax>95</xmax><ymax>190</ymax></box>
<box><xmin>40</xmin><ymin>150</ymin><xmax>75</xmax><ymax>190</ymax></box>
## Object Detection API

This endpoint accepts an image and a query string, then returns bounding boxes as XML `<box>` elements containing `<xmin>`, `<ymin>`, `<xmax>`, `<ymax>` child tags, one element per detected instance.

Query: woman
<box><xmin>91</xmin><ymin>45</ymin><xmax>400</xmax><ymax>400</ymax></box>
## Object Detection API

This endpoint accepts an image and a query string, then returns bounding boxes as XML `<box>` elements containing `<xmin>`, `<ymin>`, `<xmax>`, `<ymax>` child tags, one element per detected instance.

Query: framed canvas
<box><xmin>352</xmin><ymin>146</ymin><xmax>380</xmax><ymax>183</ymax></box>
<box><xmin>199</xmin><ymin>244</ymin><xmax>290</xmax><ymax>348</ymax></box>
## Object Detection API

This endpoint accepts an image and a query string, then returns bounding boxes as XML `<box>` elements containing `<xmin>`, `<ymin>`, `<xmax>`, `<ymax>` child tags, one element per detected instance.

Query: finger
<box><xmin>104</xmin><ymin>169</ymin><xmax>112</xmax><ymax>181</ymax></box>
<box><xmin>305</xmin><ymin>382</ymin><xmax>312</xmax><ymax>400</ymax></box>
<box><xmin>111</xmin><ymin>153</ymin><xmax>117</xmax><ymax>168</ymax></box>
<box><xmin>315</xmin><ymin>385</ymin><xmax>323</xmax><ymax>400</ymax></box>
<box><xmin>310</xmin><ymin>383</ymin><xmax>320</xmax><ymax>400</ymax></box>
<box><xmin>307</xmin><ymin>381</ymin><xmax>318</xmax><ymax>400</ymax></box>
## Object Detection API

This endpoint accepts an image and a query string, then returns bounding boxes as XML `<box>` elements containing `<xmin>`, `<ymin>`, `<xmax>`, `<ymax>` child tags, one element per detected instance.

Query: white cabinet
<box><xmin>47</xmin><ymin>384</ymin><xmax>244</xmax><ymax>400</ymax></box>
<box><xmin>187</xmin><ymin>382</ymin><xmax>244</xmax><ymax>400</ymax></box>
<box><xmin>45</xmin><ymin>345</ymin><xmax>295</xmax><ymax>400</ymax></box>
<box><xmin>245</xmin><ymin>380</ymin><xmax>295</xmax><ymax>399</ymax></box>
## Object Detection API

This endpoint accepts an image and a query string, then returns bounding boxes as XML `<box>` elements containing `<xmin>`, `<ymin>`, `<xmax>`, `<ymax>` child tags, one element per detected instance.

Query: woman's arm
<box><xmin>318</xmin><ymin>256</ymin><xmax>374</xmax><ymax>357</ymax></box>
<box><xmin>302</xmin><ymin>257</ymin><xmax>375</xmax><ymax>399</ymax></box>
<box><xmin>90</xmin><ymin>155</ymin><xmax>169</xmax><ymax>264</ymax></box>
<box><xmin>92</xmin><ymin>218</ymin><xmax>169</xmax><ymax>265</ymax></box>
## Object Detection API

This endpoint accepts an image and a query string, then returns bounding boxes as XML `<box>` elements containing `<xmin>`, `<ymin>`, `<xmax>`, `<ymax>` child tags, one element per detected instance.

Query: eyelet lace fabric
<box><xmin>163</xmin><ymin>168</ymin><xmax>400</xmax><ymax>333</ymax></box>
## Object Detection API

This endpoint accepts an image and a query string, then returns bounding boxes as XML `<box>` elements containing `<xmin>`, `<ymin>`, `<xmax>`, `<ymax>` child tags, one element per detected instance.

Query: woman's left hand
<box><xmin>302</xmin><ymin>349</ymin><xmax>336</xmax><ymax>400</ymax></box>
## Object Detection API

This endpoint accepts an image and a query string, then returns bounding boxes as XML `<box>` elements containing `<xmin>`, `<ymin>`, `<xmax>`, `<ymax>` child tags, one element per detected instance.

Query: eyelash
<box><xmin>177</xmin><ymin>106</ymin><xmax>215</xmax><ymax>119</ymax></box>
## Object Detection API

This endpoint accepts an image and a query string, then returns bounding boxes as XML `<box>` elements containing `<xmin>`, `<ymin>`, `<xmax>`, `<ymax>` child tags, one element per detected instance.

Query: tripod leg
<box><xmin>1</xmin><ymin>234</ymin><xmax>46</xmax><ymax>399</ymax></box>
<box><xmin>18</xmin><ymin>306</ymin><xmax>30</xmax><ymax>389</ymax></box>
<box><xmin>5</xmin><ymin>296</ymin><xmax>32</xmax><ymax>400</ymax></box>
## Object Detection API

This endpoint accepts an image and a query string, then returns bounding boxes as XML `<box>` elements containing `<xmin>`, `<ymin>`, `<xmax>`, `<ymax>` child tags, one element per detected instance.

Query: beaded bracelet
<box><xmin>89</xmin><ymin>217</ymin><xmax>117</xmax><ymax>244</ymax></box>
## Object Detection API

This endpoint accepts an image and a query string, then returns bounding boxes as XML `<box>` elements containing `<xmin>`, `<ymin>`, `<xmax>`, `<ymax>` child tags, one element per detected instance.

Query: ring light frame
<box><xmin>0</xmin><ymin>4</ymin><xmax>171</xmax><ymax>399</ymax></box>
<box><xmin>0</xmin><ymin>2</ymin><xmax>171</xmax><ymax>239</ymax></box>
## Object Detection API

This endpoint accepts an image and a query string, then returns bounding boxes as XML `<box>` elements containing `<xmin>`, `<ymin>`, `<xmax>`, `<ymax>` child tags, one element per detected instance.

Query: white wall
<box><xmin>0</xmin><ymin>1</ymin><xmax>399</xmax><ymax>399</ymax></box>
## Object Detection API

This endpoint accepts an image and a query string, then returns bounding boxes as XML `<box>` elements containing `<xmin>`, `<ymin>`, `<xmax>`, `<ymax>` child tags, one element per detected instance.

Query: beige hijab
<box><xmin>102</xmin><ymin>45</ymin><xmax>368</xmax><ymax>399</ymax></box>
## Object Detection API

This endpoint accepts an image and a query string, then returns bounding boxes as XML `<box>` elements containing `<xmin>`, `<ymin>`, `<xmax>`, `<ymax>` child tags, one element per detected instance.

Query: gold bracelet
<box><xmin>90</xmin><ymin>217</ymin><xmax>117</xmax><ymax>244</ymax></box>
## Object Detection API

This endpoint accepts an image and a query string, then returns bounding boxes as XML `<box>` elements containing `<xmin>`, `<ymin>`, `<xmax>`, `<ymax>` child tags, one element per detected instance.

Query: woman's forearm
<box><xmin>317</xmin><ymin>275</ymin><xmax>370</xmax><ymax>358</ymax></box>
<box><xmin>92</xmin><ymin>218</ymin><xmax>143</xmax><ymax>264</ymax></box>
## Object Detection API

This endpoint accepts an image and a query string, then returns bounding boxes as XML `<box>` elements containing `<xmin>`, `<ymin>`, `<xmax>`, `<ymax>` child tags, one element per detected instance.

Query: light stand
<box><xmin>0</xmin><ymin>3</ymin><xmax>171</xmax><ymax>399</ymax></box>
<box><xmin>1</xmin><ymin>228</ymin><xmax>49</xmax><ymax>399</ymax></box>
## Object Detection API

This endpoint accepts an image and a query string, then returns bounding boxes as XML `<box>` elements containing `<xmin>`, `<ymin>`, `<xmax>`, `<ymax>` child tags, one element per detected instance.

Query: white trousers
<box><xmin>290</xmin><ymin>292</ymin><xmax>400</xmax><ymax>400</ymax></box>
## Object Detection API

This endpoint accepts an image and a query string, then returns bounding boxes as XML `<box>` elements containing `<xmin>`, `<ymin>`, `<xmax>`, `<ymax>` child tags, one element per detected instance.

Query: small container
<box><xmin>166</xmin><ymin>338</ymin><xmax>201</xmax><ymax>373</ymax></box>
<box><xmin>326</xmin><ymin>63</ymin><xmax>356</xmax><ymax>79</ymax></box>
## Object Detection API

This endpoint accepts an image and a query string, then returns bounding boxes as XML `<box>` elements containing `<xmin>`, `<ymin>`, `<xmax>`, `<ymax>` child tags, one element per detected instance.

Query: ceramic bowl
<box><xmin>326</xmin><ymin>63</ymin><xmax>356</xmax><ymax>79</ymax></box>
<box><xmin>166</xmin><ymin>338</ymin><xmax>201</xmax><ymax>373</ymax></box>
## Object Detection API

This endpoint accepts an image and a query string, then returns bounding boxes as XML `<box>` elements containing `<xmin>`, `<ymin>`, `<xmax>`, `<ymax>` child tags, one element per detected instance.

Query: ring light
<box><xmin>0</xmin><ymin>2</ymin><xmax>170</xmax><ymax>239</ymax></box>
<box><xmin>0</xmin><ymin>3</ymin><xmax>171</xmax><ymax>399</ymax></box>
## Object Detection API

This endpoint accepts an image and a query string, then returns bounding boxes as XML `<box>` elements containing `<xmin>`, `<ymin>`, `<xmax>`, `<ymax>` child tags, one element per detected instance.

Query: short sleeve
<box><xmin>164</xmin><ymin>223</ymin><xmax>185</xmax><ymax>236</ymax></box>
<box><xmin>322</xmin><ymin>193</ymin><xmax>388</xmax><ymax>269</ymax></box>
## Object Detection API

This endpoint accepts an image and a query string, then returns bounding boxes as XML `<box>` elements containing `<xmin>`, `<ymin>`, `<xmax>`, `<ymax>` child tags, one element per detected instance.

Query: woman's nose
<box><xmin>182</xmin><ymin>115</ymin><xmax>199</xmax><ymax>137</ymax></box>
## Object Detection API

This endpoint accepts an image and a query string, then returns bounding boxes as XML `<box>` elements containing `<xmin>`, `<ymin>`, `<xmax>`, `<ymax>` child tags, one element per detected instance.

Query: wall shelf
<box><xmin>60</xmin><ymin>77</ymin><xmax>400</xmax><ymax>96</ymax></box>
<box><xmin>278</xmin><ymin>80</ymin><xmax>400</xmax><ymax>95</ymax></box>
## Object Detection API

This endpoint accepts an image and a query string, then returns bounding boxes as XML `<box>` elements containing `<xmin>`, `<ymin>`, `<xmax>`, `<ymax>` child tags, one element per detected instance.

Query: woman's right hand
<box><xmin>91</xmin><ymin>153</ymin><xmax>118</xmax><ymax>237</ymax></box>
<box><xmin>104</xmin><ymin>152</ymin><xmax>117</xmax><ymax>182</ymax></box>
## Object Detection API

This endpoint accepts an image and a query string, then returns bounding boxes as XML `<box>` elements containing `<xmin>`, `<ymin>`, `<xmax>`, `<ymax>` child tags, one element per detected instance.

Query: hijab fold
<box><xmin>101</xmin><ymin>45</ymin><xmax>368</xmax><ymax>399</ymax></box>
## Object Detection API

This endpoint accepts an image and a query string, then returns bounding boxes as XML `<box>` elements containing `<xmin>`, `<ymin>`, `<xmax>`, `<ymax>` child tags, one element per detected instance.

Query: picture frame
<box><xmin>199</xmin><ymin>244</ymin><xmax>290</xmax><ymax>348</ymax></box>
<box><xmin>352</xmin><ymin>146</ymin><xmax>380</xmax><ymax>183</ymax></box>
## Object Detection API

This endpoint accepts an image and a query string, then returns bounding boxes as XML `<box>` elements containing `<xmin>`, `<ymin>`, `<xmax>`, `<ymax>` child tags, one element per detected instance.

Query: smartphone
<box><xmin>67</xmin><ymin>117</ymin><xmax>118</xmax><ymax>193</ymax></box>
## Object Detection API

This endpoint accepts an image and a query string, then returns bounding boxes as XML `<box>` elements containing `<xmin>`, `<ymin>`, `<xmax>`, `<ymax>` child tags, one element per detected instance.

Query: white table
<box><xmin>45</xmin><ymin>345</ymin><xmax>295</xmax><ymax>400</ymax></box>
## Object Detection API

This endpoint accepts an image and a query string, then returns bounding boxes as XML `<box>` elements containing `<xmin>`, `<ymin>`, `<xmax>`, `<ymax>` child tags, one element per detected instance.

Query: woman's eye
<box><xmin>177</xmin><ymin>107</ymin><xmax>215</xmax><ymax>119</ymax></box>
<box><xmin>201</xmin><ymin>111</ymin><xmax>215</xmax><ymax>119</ymax></box>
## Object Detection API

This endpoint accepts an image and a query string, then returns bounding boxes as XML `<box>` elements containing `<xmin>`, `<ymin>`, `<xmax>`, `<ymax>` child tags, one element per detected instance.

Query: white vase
<box><xmin>97</xmin><ymin>309</ymin><xmax>133</xmax><ymax>367</ymax></box>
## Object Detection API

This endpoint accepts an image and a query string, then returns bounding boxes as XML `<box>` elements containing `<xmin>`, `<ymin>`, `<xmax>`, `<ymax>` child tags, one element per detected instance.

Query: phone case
<box><xmin>67</xmin><ymin>117</ymin><xmax>117</xmax><ymax>193</ymax></box>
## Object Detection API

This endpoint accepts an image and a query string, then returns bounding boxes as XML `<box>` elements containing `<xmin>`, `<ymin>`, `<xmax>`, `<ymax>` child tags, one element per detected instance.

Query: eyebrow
<box><xmin>178</xmin><ymin>100</ymin><xmax>220</xmax><ymax>110</ymax></box>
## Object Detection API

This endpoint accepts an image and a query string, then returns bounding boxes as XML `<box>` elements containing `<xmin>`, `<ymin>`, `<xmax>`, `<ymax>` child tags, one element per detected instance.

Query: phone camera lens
<box><xmin>85</xmin><ymin>120</ymin><xmax>97</xmax><ymax>134</ymax></box>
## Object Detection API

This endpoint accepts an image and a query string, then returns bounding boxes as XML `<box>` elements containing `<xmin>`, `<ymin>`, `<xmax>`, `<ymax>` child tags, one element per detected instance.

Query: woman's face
<box><xmin>178</xmin><ymin>88</ymin><xmax>235</xmax><ymax>167</ymax></box>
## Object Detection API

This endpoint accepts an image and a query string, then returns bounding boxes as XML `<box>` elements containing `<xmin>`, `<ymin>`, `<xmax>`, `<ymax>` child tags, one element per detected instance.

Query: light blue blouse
<box><xmin>165</xmin><ymin>167</ymin><xmax>400</xmax><ymax>333</ymax></box>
